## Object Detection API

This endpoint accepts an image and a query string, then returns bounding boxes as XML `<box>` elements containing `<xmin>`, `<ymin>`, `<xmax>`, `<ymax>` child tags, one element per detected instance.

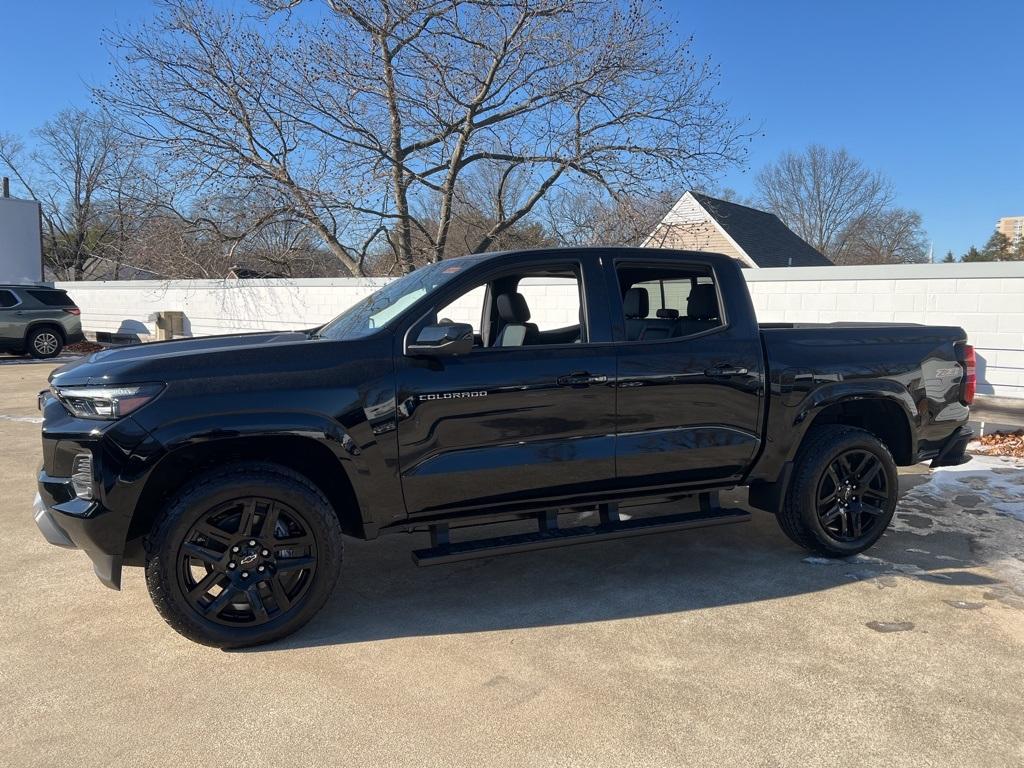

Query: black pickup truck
<box><xmin>34</xmin><ymin>248</ymin><xmax>974</xmax><ymax>647</ymax></box>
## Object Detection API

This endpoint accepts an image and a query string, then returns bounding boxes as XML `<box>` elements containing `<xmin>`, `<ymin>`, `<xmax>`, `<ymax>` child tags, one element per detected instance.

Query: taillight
<box><xmin>960</xmin><ymin>344</ymin><xmax>976</xmax><ymax>405</ymax></box>
<box><xmin>63</xmin><ymin>307</ymin><xmax>81</xmax><ymax>315</ymax></box>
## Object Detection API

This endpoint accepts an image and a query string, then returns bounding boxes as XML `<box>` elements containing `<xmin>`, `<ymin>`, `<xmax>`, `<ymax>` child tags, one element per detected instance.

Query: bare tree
<box><xmin>755</xmin><ymin>145</ymin><xmax>893</xmax><ymax>262</ymax></box>
<box><xmin>839</xmin><ymin>208</ymin><xmax>929</xmax><ymax>265</ymax></box>
<box><xmin>404</xmin><ymin>161</ymin><xmax>557</xmax><ymax>262</ymax></box>
<box><xmin>545</xmin><ymin>187</ymin><xmax>679</xmax><ymax>247</ymax></box>
<box><xmin>100</xmin><ymin>0</ymin><xmax>748</xmax><ymax>276</ymax></box>
<box><xmin>0</xmin><ymin>109</ymin><xmax>127</xmax><ymax>279</ymax></box>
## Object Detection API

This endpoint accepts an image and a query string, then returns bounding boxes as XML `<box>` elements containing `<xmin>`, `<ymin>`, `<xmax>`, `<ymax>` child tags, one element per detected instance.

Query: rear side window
<box><xmin>0</xmin><ymin>290</ymin><xmax>19</xmax><ymax>308</ymax></box>
<box><xmin>26</xmin><ymin>289</ymin><xmax>75</xmax><ymax>307</ymax></box>
<box><xmin>616</xmin><ymin>264</ymin><xmax>722</xmax><ymax>342</ymax></box>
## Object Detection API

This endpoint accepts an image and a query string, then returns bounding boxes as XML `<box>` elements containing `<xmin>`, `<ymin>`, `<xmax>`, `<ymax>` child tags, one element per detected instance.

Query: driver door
<box><xmin>394</xmin><ymin>256</ymin><xmax>617</xmax><ymax>517</ymax></box>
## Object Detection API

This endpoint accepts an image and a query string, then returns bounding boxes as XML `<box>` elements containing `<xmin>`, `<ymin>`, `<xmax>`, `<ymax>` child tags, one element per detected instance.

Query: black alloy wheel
<box><xmin>815</xmin><ymin>449</ymin><xmax>891</xmax><ymax>542</ymax></box>
<box><xmin>178</xmin><ymin>497</ymin><xmax>317</xmax><ymax>627</ymax></box>
<box><xmin>146</xmin><ymin>463</ymin><xmax>343</xmax><ymax>648</ymax></box>
<box><xmin>776</xmin><ymin>424</ymin><xmax>899</xmax><ymax>557</ymax></box>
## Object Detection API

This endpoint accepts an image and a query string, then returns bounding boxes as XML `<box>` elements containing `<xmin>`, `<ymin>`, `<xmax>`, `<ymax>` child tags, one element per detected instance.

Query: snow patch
<box><xmin>894</xmin><ymin>455</ymin><xmax>1024</xmax><ymax>598</ymax></box>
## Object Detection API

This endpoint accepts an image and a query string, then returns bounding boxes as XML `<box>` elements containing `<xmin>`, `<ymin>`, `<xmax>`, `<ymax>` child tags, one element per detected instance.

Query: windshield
<box><xmin>316</xmin><ymin>258</ymin><xmax>480</xmax><ymax>341</ymax></box>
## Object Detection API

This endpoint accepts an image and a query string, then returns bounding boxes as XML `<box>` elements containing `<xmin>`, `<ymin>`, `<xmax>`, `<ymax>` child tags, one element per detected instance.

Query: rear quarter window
<box><xmin>0</xmin><ymin>290</ymin><xmax>18</xmax><ymax>308</ymax></box>
<box><xmin>26</xmin><ymin>289</ymin><xmax>75</xmax><ymax>307</ymax></box>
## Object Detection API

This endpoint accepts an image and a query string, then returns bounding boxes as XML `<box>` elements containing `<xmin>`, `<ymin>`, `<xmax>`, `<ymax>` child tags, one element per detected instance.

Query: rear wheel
<box><xmin>776</xmin><ymin>425</ymin><xmax>898</xmax><ymax>557</ymax></box>
<box><xmin>27</xmin><ymin>327</ymin><xmax>63</xmax><ymax>359</ymax></box>
<box><xmin>145</xmin><ymin>463</ymin><xmax>343</xmax><ymax>648</ymax></box>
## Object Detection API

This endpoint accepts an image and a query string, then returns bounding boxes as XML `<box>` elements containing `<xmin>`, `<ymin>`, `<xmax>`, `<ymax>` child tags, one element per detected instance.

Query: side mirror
<box><xmin>406</xmin><ymin>322</ymin><xmax>474</xmax><ymax>357</ymax></box>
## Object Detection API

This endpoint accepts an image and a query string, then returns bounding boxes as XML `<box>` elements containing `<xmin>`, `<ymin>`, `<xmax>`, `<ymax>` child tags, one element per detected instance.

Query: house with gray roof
<box><xmin>644</xmin><ymin>191</ymin><xmax>832</xmax><ymax>268</ymax></box>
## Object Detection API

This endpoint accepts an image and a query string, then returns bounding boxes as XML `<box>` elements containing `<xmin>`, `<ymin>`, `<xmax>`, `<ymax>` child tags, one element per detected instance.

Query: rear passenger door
<box><xmin>610</xmin><ymin>258</ymin><xmax>764</xmax><ymax>489</ymax></box>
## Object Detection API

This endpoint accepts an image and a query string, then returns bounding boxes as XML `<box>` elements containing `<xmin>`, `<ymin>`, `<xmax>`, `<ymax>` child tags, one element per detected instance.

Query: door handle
<box><xmin>557</xmin><ymin>372</ymin><xmax>608</xmax><ymax>386</ymax></box>
<box><xmin>705</xmin><ymin>366</ymin><xmax>749</xmax><ymax>377</ymax></box>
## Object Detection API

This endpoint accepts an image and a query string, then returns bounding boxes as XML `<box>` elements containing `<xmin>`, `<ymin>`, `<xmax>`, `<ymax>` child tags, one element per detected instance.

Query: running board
<box><xmin>411</xmin><ymin>500</ymin><xmax>750</xmax><ymax>566</ymax></box>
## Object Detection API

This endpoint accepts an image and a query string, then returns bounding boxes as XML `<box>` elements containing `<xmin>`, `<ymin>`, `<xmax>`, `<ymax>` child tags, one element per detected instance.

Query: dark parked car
<box><xmin>33</xmin><ymin>248</ymin><xmax>974</xmax><ymax>647</ymax></box>
<box><xmin>0</xmin><ymin>285</ymin><xmax>84</xmax><ymax>358</ymax></box>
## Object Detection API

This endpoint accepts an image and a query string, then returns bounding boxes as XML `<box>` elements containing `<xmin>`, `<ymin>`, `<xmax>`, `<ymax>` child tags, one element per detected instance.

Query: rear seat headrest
<box><xmin>623</xmin><ymin>288</ymin><xmax>649</xmax><ymax>319</ymax></box>
<box><xmin>655</xmin><ymin>308</ymin><xmax>679</xmax><ymax>319</ymax></box>
<box><xmin>688</xmin><ymin>284</ymin><xmax>718</xmax><ymax>320</ymax></box>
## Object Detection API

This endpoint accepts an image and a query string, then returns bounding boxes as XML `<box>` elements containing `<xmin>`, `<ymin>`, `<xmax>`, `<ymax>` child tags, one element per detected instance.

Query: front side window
<box><xmin>617</xmin><ymin>265</ymin><xmax>722</xmax><ymax>342</ymax></box>
<box><xmin>432</xmin><ymin>267</ymin><xmax>586</xmax><ymax>349</ymax></box>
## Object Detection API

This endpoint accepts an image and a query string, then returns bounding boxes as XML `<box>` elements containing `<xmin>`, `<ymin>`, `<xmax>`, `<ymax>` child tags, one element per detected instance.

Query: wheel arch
<box><xmin>125</xmin><ymin>434</ymin><xmax>365</xmax><ymax>559</ymax></box>
<box><xmin>25</xmin><ymin>320</ymin><xmax>67</xmax><ymax>343</ymax></box>
<box><xmin>749</xmin><ymin>391</ymin><xmax>914</xmax><ymax>514</ymax></box>
<box><xmin>805</xmin><ymin>396</ymin><xmax>914</xmax><ymax>466</ymax></box>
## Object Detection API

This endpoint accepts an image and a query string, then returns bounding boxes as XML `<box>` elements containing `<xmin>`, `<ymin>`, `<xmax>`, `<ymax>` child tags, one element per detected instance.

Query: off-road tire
<box><xmin>145</xmin><ymin>463</ymin><xmax>343</xmax><ymax>648</ymax></box>
<box><xmin>776</xmin><ymin>425</ymin><xmax>898</xmax><ymax>557</ymax></box>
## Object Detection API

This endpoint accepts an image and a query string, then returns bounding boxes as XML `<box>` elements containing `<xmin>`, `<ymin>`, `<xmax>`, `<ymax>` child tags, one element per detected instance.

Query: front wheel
<box><xmin>145</xmin><ymin>463</ymin><xmax>343</xmax><ymax>648</ymax></box>
<box><xmin>776</xmin><ymin>425</ymin><xmax>898</xmax><ymax>557</ymax></box>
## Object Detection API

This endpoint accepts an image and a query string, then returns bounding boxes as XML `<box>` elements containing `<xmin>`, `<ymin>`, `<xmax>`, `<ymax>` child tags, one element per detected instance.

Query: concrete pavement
<box><xmin>2</xmin><ymin>360</ymin><xmax>1022</xmax><ymax>768</ymax></box>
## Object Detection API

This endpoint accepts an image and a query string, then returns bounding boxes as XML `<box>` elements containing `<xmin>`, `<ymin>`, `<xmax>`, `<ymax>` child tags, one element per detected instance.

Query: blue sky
<box><xmin>1</xmin><ymin>0</ymin><xmax>1021</xmax><ymax>258</ymax></box>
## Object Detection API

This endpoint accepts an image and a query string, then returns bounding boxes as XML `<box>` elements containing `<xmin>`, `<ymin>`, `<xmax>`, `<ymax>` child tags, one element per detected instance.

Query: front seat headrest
<box><xmin>656</xmin><ymin>308</ymin><xmax>679</xmax><ymax>319</ymax></box>
<box><xmin>688</xmin><ymin>284</ymin><xmax>719</xmax><ymax>320</ymax></box>
<box><xmin>496</xmin><ymin>292</ymin><xmax>531</xmax><ymax>323</ymax></box>
<box><xmin>623</xmin><ymin>288</ymin><xmax>649</xmax><ymax>319</ymax></box>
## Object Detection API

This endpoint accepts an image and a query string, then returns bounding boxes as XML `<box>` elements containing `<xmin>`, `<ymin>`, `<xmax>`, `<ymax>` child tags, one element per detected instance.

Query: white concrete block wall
<box><xmin>55</xmin><ymin>279</ymin><xmax>390</xmax><ymax>338</ymax></box>
<box><xmin>57</xmin><ymin>261</ymin><xmax>1024</xmax><ymax>399</ymax></box>
<box><xmin>744</xmin><ymin>262</ymin><xmax>1024</xmax><ymax>399</ymax></box>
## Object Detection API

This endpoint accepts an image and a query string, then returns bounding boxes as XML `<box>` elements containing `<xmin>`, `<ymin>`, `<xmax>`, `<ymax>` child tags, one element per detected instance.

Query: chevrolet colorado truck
<box><xmin>34</xmin><ymin>248</ymin><xmax>974</xmax><ymax>647</ymax></box>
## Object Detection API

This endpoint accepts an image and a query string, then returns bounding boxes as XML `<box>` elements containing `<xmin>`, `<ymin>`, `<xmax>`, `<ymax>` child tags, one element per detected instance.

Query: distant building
<box><xmin>0</xmin><ymin>196</ymin><xmax>43</xmax><ymax>283</ymax></box>
<box><xmin>643</xmin><ymin>191</ymin><xmax>832</xmax><ymax>268</ymax></box>
<box><xmin>997</xmin><ymin>216</ymin><xmax>1024</xmax><ymax>247</ymax></box>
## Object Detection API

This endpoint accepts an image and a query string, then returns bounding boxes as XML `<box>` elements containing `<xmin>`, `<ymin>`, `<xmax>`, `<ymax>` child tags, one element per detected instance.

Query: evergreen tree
<box><xmin>980</xmin><ymin>230</ymin><xmax>1012</xmax><ymax>261</ymax></box>
<box><xmin>1011</xmin><ymin>237</ymin><xmax>1024</xmax><ymax>262</ymax></box>
<box><xmin>942</xmin><ymin>250</ymin><xmax>956</xmax><ymax>263</ymax></box>
<box><xmin>961</xmin><ymin>245</ymin><xmax>990</xmax><ymax>262</ymax></box>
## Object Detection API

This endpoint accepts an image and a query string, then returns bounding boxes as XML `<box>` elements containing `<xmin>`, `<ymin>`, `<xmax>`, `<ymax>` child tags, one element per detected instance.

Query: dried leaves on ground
<box><xmin>970</xmin><ymin>431</ymin><xmax>1024</xmax><ymax>459</ymax></box>
<box><xmin>65</xmin><ymin>341</ymin><xmax>104</xmax><ymax>354</ymax></box>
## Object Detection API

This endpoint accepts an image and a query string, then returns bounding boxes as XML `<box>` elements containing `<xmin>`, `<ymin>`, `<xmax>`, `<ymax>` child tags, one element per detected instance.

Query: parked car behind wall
<box><xmin>0</xmin><ymin>285</ymin><xmax>84</xmax><ymax>358</ymax></box>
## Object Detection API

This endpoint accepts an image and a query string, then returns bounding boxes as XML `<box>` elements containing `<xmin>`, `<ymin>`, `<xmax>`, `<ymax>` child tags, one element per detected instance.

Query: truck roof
<box><xmin>447</xmin><ymin>246</ymin><xmax>739</xmax><ymax>268</ymax></box>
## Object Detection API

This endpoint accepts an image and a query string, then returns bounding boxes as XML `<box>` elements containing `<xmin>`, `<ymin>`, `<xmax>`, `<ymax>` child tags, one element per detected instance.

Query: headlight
<box><xmin>52</xmin><ymin>383</ymin><xmax>164</xmax><ymax>420</ymax></box>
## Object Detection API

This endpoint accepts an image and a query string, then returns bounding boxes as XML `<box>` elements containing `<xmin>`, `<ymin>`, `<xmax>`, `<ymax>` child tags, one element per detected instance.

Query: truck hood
<box><xmin>49</xmin><ymin>330</ymin><xmax>318</xmax><ymax>387</ymax></box>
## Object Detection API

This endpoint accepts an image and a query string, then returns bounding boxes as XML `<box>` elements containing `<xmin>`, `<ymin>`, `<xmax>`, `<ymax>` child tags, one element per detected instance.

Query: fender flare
<box><xmin>748</xmin><ymin>383</ymin><xmax>917</xmax><ymax>514</ymax></box>
<box><xmin>115</xmin><ymin>412</ymin><xmax>374</xmax><ymax>562</ymax></box>
<box><xmin>793</xmin><ymin>380</ymin><xmax>918</xmax><ymax>447</ymax></box>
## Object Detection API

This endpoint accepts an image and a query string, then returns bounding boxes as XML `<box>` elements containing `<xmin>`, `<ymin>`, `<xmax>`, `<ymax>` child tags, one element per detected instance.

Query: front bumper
<box><xmin>33</xmin><ymin>493</ymin><xmax>75</xmax><ymax>548</ymax></box>
<box><xmin>35</xmin><ymin>392</ymin><xmax>162</xmax><ymax>590</ymax></box>
<box><xmin>33</xmin><ymin>479</ymin><xmax>124</xmax><ymax>590</ymax></box>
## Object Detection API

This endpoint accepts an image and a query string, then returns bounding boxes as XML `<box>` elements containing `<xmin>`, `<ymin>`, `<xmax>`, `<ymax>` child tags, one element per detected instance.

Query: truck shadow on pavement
<box><xmin>241</xmin><ymin>490</ymin><xmax>1004</xmax><ymax>652</ymax></box>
